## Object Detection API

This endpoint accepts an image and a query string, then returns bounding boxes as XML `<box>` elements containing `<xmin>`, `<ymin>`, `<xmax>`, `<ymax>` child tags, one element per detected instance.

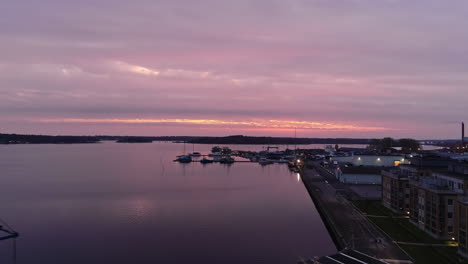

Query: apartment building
<box><xmin>382</xmin><ymin>167</ymin><xmax>410</xmax><ymax>214</ymax></box>
<box><xmin>457</xmin><ymin>196</ymin><xmax>468</xmax><ymax>258</ymax></box>
<box><xmin>408</xmin><ymin>178</ymin><xmax>457</xmax><ymax>240</ymax></box>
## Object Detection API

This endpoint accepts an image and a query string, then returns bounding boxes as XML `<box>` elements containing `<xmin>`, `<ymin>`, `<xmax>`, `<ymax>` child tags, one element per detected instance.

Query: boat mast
<box><xmin>294</xmin><ymin>127</ymin><xmax>297</xmax><ymax>159</ymax></box>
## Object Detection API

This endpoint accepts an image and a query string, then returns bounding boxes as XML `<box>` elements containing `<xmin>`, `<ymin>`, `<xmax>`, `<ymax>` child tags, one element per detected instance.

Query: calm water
<box><xmin>0</xmin><ymin>142</ymin><xmax>335</xmax><ymax>264</ymax></box>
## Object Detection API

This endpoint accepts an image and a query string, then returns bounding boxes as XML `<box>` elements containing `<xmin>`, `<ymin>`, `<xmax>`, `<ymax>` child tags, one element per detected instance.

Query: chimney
<box><xmin>463</xmin><ymin>122</ymin><xmax>465</xmax><ymax>146</ymax></box>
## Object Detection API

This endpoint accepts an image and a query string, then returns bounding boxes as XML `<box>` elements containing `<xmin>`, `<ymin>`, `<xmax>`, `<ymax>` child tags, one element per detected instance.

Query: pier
<box><xmin>299</xmin><ymin>161</ymin><xmax>413</xmax><ymax>264</ymax></box>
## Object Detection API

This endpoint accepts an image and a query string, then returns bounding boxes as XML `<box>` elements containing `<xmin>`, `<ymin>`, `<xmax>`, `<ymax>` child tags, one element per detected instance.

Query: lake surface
<box><xmin>0</xmin><ymin>142</ymin><xmax>335</xmax><ymax>264</ymax></box>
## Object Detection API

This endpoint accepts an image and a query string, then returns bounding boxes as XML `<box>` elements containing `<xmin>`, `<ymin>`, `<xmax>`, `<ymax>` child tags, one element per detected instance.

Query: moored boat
<box><xmin>200</xmin><ymin>157</ymin><xmax>214</xmax><ymax>164</ymax></box>
<box><xmin>175</xmin><ymin>155</ymin><xmax>192</xmax><ymax>163</ymax></box>
<box><xmin>219</xmin><ymin>156</ymin><xmax>235</xmax><ymax>164</ymax></box>
<box><xmin>259</xmin><ymin>158</ymin><xmax>274</xmax><ymax>165</ymax></box>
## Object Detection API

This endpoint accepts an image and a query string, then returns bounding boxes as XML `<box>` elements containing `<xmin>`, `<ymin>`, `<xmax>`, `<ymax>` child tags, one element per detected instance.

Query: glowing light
<box><xmin>297</xmin><ymin>173</ymin><xmax>300</xmax><ymax>182</ymax></box>
<box><xmin>114</xmin><ymin>61</ymin><xmax>160</xmax><ymax>76</ymax></box>
<box><xmin>452</xmin><ymin>237</ymin><xmax>456</xmax><ymax>241</ymax></box>
<box><xmin>358</xmin><ymin>157</ymin><xmax>361</xmax><ymax>161</ymax></box>
<box><xmin>377</xmin><ymin>157</ymin><xmax>381</xmax><ymax>161</ymax></box>
<box><xmin>297</xmin><ymin>159</ymin><xmax>301</xmax><ymax>163</ymax></box>
<box><xmin>39</xmin><ymin>118</ymin><xmax>388</xmax><ymax>131</ymax></box>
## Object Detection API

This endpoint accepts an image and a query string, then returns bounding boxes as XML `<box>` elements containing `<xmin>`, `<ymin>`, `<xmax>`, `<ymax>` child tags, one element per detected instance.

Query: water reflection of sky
<box><xmin>0</xmin><ymin>142</ymin><xmax>336</xmax><ymax>264</ymax></box>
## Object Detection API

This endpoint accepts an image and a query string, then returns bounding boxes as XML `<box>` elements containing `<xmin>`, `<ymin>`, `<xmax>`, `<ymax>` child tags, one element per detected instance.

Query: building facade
<box><xmin>408</xmin><ymin>179</ymin><xmax>457</xmax><ymax>240</ymax></box>
<box><xmin>381</xmin><ymin>165</ymin><xmax>430</xmax><ymax>214</ymax></box>
<box><xmin>381</xmin><ymin>157</ymin><xmax>468</xmax><ymax>257</ymax></box>
<box><xmin>331</xmin><ymin>155</ymin><xmax>408</xmax><ymax>167</ymax></box>
<box><xmin>382</xmin><ymin>168</ymin><xmax>410</xmax><ymax>214</ymax></box>
<box><xmin>457</xmin><ymin>196</ymin><xmax>468</xmax><ymax>258</ymax></box>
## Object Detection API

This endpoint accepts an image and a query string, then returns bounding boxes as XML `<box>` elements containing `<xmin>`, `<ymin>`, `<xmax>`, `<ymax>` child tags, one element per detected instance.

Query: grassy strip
<box><xmin>353</xmin><ymin>200</ymin><xmax>463</xmax><ymax>263</ymax></box>
<box><xmin>370</xmin><ymin>217</ymin><xmax>440</xmax><ymax>244</ymax></box>
<box><xmin>400</xmin><ymin>245</ymin><xmax>460</xmax><ymax>264</ymax></box>
<box><xmin>352</xmin><ymin>200</ymin><xmax>396</xmax><ymax>217</ymax></box>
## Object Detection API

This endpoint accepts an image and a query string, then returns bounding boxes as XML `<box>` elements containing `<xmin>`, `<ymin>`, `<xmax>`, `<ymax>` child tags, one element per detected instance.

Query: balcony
<box><xmin>458</xmin><ymin>195</ymin><xmax>468</xmax><ymax>205</ymax></box>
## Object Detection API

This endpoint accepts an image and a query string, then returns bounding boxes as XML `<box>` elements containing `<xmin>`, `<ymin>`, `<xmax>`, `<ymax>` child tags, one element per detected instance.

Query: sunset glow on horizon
<box><xmin>1</xmin><ymin>0</ymin><xmax>468</xmax><ymax>138</ymax></box>
<box><xmin>39</xmin><ymin>118</ymin><xmax>388</xmax><ymax>132</ymax></box>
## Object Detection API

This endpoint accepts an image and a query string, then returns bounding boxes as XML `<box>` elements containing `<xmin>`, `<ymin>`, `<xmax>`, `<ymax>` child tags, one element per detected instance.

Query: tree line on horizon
<box><xmin>368</xmin><ymin>137</ymin><xmax>420</xmax><ymax>153</ymax></box>
<box><xmin>0</xmin><ymin>133</ymin><xmax>420</xmax><ymax>149</ymax></box>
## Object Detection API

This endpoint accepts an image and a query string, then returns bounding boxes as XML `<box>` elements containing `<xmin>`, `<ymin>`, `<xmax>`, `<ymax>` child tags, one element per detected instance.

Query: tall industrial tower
<box><xmin>463</xmin><ymin>122</ymin><xmax>465</xmax><ymax>146</ymax></box>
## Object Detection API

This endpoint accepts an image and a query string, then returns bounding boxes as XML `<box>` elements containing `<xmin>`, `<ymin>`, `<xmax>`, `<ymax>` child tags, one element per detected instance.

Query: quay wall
<box><xmin>299</xmin><ymin>168</ymin><xmax>346</xmax><ymax>250</ymax></box>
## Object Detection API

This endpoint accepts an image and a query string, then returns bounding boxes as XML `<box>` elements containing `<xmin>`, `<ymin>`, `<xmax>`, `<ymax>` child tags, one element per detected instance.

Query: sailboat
<box><xmin>175</xmin><ymin>141</ymin><xmax>192</xmax><ymax>163</ymax></box>
<box><xmin>189</xmin><ymin>144</ymin><xmax>201</xmax><ymax>157</ymax></box>
<box><xmin>288</xmin><ymin>128</ymin><xmax>298</xmax><ymax>169</ymax></box>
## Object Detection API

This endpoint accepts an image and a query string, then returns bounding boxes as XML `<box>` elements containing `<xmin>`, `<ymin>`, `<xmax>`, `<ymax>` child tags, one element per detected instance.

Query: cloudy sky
<box><xmin>1</xmin><ymin>0</ymin><xmax>467</xmax><ymax>138</ymax></box>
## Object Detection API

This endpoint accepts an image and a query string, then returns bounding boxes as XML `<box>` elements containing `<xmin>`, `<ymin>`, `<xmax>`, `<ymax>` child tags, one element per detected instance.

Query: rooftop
<box><xmin>314</xmin><ymin>249</ymin><xmax>391</xmax><ymax>264</ymax></box>
<box><xmin>431</xmin><ymin>169</ymin><xmax>468</xmax><ymax>180</ymax></box>
<box><xmin>340</xmin><ymin>166</ymin><xmax>382</xmax><ymax>175</ymax></box>
<box><xmin>381</xmin><ymin>168</ymin><xmax>410</xmax><ymax>180</ymax></box>
<box><xmin>410</xmin><ymin>178</ymin><xmax>458</xmax><ymax>194</ymax></box>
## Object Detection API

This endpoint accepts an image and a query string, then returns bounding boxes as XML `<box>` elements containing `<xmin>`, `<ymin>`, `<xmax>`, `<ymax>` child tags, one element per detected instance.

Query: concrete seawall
<box><xmin>299</xmin><ymin>162</ymin><xmax>413</xmax><ymax>263</ymax></box>
<box><xmin>300</xmin><ymin>168</ymin><xmax>347</xmax><ymax>250</ymax></box>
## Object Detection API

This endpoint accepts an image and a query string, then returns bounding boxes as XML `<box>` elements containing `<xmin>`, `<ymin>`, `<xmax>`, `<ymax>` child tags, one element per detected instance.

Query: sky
<box><xmin>1</xmin><ymin>0</ymin><xmax>467</xmax><ymax>139</ymax></box>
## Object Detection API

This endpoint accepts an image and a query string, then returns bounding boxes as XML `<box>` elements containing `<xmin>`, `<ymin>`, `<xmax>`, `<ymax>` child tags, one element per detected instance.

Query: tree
<box><xmin>211</xmin><ymin>146</ymin><xmax>221</xmax><ymax>153</ymax></box>
<box><xmin>398</xmin><ymin>138</ymin><xmax>420</xmax><ymax>153</ymax></box>
<box><xmin>369</xmin><ymin>139</ymin><xmax>382</xmax><ymax>150</ymax></box>
<box><xmin>368</xmin><ymin>137</ymin><xmax>396</xmax><ymax>152</ymax></box>
<box><xmin>221</xmin><ymin>147</ymin><xmax>232</xmax><ymax>154</ymax></box>
<box><xmin>381</xmin><ymin>137</ymin><xmax>396</xmax><ymax>149</ymax></box>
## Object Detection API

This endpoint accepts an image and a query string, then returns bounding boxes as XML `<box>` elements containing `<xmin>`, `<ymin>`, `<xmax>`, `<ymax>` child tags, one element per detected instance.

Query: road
<box><xmin>300</xmin><ymin>162</ymin><xmax>413</xmax><ymax>263</ymax></box>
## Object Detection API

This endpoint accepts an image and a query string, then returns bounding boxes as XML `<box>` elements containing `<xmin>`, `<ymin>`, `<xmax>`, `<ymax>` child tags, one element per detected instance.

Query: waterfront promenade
<box><xmin>300</xmin><ymin>162</ymin><xmax>413</xmax><ymax>263</ymax></box>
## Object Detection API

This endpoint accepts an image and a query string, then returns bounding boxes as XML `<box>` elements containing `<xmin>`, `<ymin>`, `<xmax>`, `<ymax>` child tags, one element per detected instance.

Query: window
<box><xmin>448</xmin><ymin>212</ymin><xmax>453</xmax><ymax>218</ymax></box>
<box><xmin>448</xmin><ymin>199</ymin><xmax>453</xmax><ymax>205</ymax></box>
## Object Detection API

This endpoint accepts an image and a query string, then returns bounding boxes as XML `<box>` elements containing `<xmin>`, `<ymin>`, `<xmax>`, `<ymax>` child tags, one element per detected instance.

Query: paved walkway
<box><xmin>395</xmin><ymin>241</ymin><xmax>458</xmax><ymax>247</ymax></box>
<box><xmin>301</xmin><ymin>162</ymin><xmax>413</xmax><ymax>263</ymax></box>
<box><xmin>365</xmin><ymin>215</ymin><xmax>409</xmax><ymax>219</ymax></box>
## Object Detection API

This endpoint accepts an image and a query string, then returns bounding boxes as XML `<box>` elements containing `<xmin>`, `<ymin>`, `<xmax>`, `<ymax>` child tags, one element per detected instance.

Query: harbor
<box><xmin>174</xmin><ymin>144</ymin><xmax>302</xmax><ymax>166</ymax></box>
<box><xmin>0</xmin><ymin>142</ymin><xmax>336</xmax><ymax>264</ymax></box>
<box><xmin>172</xmin><ymin>143</ymin><xmax>419</xmax><ymax>263</ymax></box>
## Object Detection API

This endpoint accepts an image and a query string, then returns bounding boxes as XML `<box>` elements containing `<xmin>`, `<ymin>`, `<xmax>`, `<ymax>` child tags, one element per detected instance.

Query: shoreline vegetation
<box><xmin>1</xmin><ymin>134</ymin><xmax>372</xmax><ymax>145</ymax></box>
<box><xmin>0</xmin><ymin>133</ymin><xmax>450</xmax><ymax>146</ymax></box>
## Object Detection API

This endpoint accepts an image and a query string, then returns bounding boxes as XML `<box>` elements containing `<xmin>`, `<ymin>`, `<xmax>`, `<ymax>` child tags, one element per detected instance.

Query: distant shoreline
<box><xmin>1</xmin><ymin>133</ymin><xmax>371</xmax><ymax>145</ymax></box>
<box><xmin>0</xmin><ymin>133</ymin><xmax>447</xmax><ymax>146</ymax></box>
